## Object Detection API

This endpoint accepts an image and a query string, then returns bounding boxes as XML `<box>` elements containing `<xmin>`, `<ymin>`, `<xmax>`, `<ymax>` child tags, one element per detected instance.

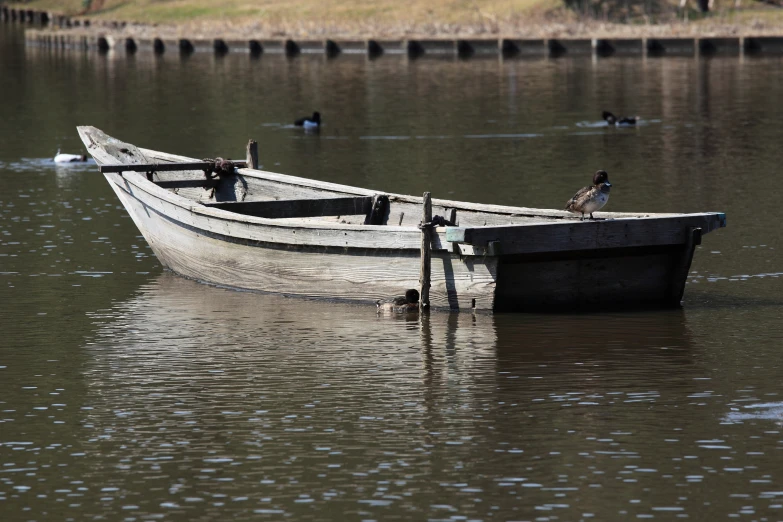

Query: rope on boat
<box><xmin>201</xmin><ymin>158</ymin><xmax>241</xmax><ymax>179</ymax></box>
<box><xmin>417</xmin><ymin>215</ymin><xmax>456</xmax><ymax>230</ymax></box>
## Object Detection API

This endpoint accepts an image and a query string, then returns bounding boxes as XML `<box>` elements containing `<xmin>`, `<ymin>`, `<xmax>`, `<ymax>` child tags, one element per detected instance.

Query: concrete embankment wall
<box><xmin>22</xmin><ymin>29</ymin><xmax>783</xmax><ymax>59</ymax></box>
<box><xmin>7</xmin><ymin>4</ymin><xmax>783</xmax><ymax>59</ymax></box>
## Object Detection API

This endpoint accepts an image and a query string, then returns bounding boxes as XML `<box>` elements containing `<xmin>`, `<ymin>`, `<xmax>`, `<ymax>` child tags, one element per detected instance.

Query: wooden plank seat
<box><xmin>156</xmin><ymin>179</ymin><xmax>221</xmax><ymax>189</ymax></box>
<box><xmin>100</xmin><ymin>161</ymin><xmax>248</xmax><ymax>173</ymax></box>
<box><xmin>201</xmin><ymin>195</ymin><xmax>390</xmax><ymax>224</ymax></box>
<box><xmin>101</xmin><ymin>161</ymin><xmax>247</xmax><ymax>190</ymax></box>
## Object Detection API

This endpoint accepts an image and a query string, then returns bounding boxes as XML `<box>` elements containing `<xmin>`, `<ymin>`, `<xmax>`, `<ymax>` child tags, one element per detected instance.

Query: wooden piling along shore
<box><xmin>7</xmin><ymin>3</ymin><xmax>783</xmax><ymax>59</ymax></box>
<box><xmin>8</xmin><ymin>0</ymin><xmax>783</xmax><ymax>60</ymax></box>
<box><xmin>20</xmin><ymin>28</ymin><xmax>783</xmax><ymax>58</ymax></box>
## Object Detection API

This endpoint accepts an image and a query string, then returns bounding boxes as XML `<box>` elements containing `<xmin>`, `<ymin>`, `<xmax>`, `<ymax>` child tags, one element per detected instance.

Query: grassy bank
<box><xmin>6</xmin><ymin>0</ymin><xmax>783</xmax><ymax>37</ymax></box>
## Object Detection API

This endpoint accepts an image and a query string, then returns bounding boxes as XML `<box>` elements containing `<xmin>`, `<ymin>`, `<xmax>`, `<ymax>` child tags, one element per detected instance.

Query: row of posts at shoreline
<box><xmin>7</xmin><ymin>4</ymin><xmax>783</xmax><ymax>59</ymax></box>
<box><xmin>22</xmin><ymin>29</ymin><xmax>783</xmax><ymax>59</ymax></box>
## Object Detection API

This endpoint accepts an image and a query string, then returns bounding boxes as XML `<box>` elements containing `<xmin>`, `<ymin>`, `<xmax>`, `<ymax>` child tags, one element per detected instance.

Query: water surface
<box><xmin>2</xmin><ymin>24</ymin><xmax>783</xmax><ymax>520</ymax></box>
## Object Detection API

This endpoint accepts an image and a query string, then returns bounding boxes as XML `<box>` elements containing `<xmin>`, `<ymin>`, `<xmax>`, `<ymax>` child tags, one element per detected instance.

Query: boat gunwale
<box><xmin>135</xmin><ymin>147</ymin><xmax>724</xmax><ymax>229</ymax></box>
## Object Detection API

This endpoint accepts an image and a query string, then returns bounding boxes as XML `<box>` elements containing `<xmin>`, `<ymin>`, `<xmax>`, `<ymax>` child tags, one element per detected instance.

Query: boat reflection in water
<box><xmin>72</xmin><ymin>273</ymin><xmax>715</xmax><ymax>520</ymax></box>
<box><xmin>83</xmin><ymin>271</ymin><xmax>696</xmax><ymax>437</ymax></box>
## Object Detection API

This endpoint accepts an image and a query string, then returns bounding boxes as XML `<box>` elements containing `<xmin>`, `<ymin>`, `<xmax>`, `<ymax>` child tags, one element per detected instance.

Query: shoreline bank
<box><xmin>5</xmin><ymin>3</ymin><xmax>783</xmax><ymax>39</ymax></box>
<box><xmin>7</xmin><ymin>3</ymin><xmax>783</xmax><ymax>59</ymax></box>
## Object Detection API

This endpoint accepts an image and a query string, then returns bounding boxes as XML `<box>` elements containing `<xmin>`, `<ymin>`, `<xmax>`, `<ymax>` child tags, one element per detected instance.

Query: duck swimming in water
<box><xmin>566</xmin><ymin>170</ymin><xmax>612</xmax><ymax>220</ymax></box>
<box><xmin>54</xmin><ymin>149</ymin><xmax>88</xmax><ymax>163</ymax></box>
<box><xmin>602</xmin><ymin>111</ymin><xmax>638</xmax><ymax>127</ymax></box>
<box><xmin>376</xmin><ymin>289</ymin><xmax>420</xmax><ymax>313</ymax></box>
<box><xmin>294</xmin><ymin>111</ymin><xmax>321</xmax><ymax>129</ymax></box>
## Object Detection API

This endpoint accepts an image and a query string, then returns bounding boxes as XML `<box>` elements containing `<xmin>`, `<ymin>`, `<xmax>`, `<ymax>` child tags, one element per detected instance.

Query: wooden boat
<box><xmin>78</xmin><ymin>126</ymin><xmax>726</xmax><ymax>312</ymax></box>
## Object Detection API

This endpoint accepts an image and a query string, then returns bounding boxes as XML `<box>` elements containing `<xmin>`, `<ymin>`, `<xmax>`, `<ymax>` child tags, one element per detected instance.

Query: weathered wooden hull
<box><xmin>79</xmin><ymin>126</ymin><xmax>726</xmax><ymax>312</ymax></box>
<box><xmin>496</xmin><ymin>245</ymin><xmax>695</xmax><ymax>311</ymax></box>
<box><xmin>107</xmin><ymin>171</ymin><xmax>498</xmax><ymax>310</ymax></box>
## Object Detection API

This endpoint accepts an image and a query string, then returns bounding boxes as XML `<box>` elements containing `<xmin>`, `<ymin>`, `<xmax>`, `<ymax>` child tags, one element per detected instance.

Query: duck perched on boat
<box><xmin>602</xmin><ymin>111</ymin><xmax>638</xmax><ymax>126</ymax></box>
<box><xmin>294</xmin><ymin>111</ymin><xmax>321</xmax><ymax>129</ymax></box>
<box><xmin>376</xmin><ymin>289</ymin><xmax>420</xmax><ymax>313</ymax></box>
<box><xmin>566</xmin><ymin>170</ymin><xmax>612</xmax><ymax>220</ymax></box>
<box><xmin>54</xmin><ymin>149</ymin><xmax>87</xmax><ymax>163</ymax></box>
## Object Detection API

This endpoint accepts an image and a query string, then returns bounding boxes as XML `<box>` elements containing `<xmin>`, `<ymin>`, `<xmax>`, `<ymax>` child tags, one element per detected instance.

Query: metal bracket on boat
<box><xmin>444</xmin><ymin>227</ymin><xmax>502</xmax><ymax>257</ymax></box>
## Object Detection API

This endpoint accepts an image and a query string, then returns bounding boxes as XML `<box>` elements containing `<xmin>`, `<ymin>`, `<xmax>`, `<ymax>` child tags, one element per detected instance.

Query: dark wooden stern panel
<box><xmin>493</xmin><ymin>245</ymin><xmax>695</xmax><ymax>312</ymax></box>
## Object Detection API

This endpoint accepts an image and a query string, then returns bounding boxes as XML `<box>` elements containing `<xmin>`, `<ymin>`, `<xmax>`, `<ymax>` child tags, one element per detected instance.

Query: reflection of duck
<box><xmin>376</xmin><ymin>289</ymin><xmax>419</xmax><ymax>313</ymax></box>
<box><xmin>565</xmin><ymin>170</ymin><xmax>612</xmax><ymax>220</ymax></box>
<box><xmin>54</xmin><ymin>149</ymin><xmax>87</xmax><ymax>163</ymax></box>
<box><xmin>602</xmin><ymin>111</ymin><xmax>638</xmax><ymax>126</ymax></box>
<box><xmin>294</xmin><ymin>111</ymin><xmax>321</xmax><ymax>129</ymax></box>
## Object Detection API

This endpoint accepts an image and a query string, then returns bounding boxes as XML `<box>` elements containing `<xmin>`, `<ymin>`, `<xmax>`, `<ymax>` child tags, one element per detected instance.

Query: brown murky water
<box><xmin>2</xmin><ymin>24</ymin><xmax>783</xmax><ymax>520</ymax></box>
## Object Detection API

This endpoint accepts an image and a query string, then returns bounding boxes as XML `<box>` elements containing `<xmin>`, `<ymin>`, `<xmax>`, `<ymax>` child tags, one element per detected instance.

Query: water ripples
<box><xmin>3</xmin><ymin>275</ymin><xmax>782</xmax><ymax>520</ymax></box>
<box><xmin>3</xmin><ymin>39</ymin><xmax>783</xmax><ymax>521</ymax></box>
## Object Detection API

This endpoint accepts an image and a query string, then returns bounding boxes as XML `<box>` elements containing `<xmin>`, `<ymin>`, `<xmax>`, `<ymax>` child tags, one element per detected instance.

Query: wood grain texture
<box><xmin>448</xmin><ymin>214</ymin><xmax>724</xmax><ymax>255</ymax></box>
<box><xmin>420</xmin><ymin>192</ymin><xmax>432</xmax><ymax>308</ymax></box>
<box><xmin>134</xmin><ymin>142</ymin><xmax>725</xmax><ymax>232</ymax></box>
<box><xmin>246</xmin><ymin>140</ymin><xmax>259</xmax><ymax>170</ymax></box>
<box><xmin>117</xmin><ymin>174</ymin><xmax>432</xmax><ymax>251</ymax></box>
<box><xmin>100</xmin><ymin>161</ymin><xmax>246</xmax><ymax>173</ymax></box>
<box><xmin>110</xmin><ymin>179</ymin><xmax>497</xmax><ymax>310</ymax></box>
<box><xmin>138</xmin><ymin>146</ymin><xmax>702</xmax><ymax>222</ymax></box>
<box><xmin>203</xmin><ymin>197</ymin><xmax>374</xmax><ymax>219</ymax></box>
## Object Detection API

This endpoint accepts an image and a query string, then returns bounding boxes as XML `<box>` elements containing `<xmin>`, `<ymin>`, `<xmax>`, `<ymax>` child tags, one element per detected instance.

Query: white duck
<box><xmin>54</xmin><ymin>149</ymin><xmax>88</xmax><ymax>163</ymax></box>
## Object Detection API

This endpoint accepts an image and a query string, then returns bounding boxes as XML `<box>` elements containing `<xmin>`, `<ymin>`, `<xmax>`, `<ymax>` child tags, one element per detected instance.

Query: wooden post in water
<box><xmin>246</xmin><ymin>139</ymin><xmax>259</xmax><ymax>170</ymax></box>
<box><xmin>419</xmin><ymin>192</ymin><xmax>432</xmax><ymax>310</ymax></box>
